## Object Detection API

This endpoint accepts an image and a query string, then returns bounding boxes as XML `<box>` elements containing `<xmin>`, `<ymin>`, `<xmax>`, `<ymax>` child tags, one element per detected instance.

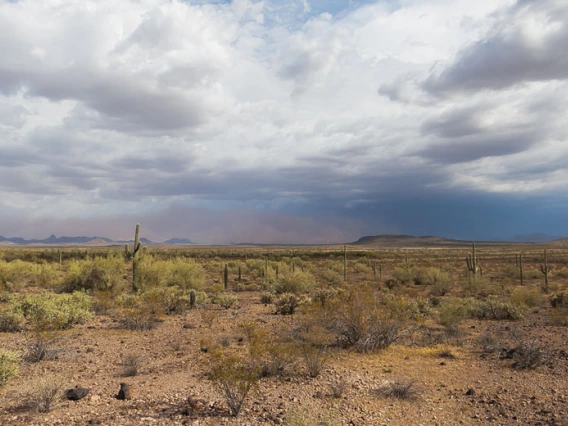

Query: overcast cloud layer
<box><xmin>0</xmin><ymin>0</ymin><xmax>567</xmax><ymax>243</ymax></box>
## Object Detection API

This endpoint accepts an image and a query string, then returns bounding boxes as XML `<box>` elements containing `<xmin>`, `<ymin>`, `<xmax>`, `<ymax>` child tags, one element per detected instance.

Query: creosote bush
<box><xmin>375</xmin><ymin>378</ymin><xmax>419</xmax><ymax>400</ymax></box>
<box><xmin>274</xmin><ymin>293</ymin><xmax>302</xmax><ymax>315</ymax></box>
<box><xmin>208</xmin><ymin>348</ymin><xmax>260</xmax><ymax>417</ymax></box>
<box><xmin>61</xmin><ymin>255</ymin><xmax>125</xmax><ymax>293</ymax></box>
<box><xmin>0</xmin><ymin>349</ymin><xmax>20</xmax><ymax>387</ymax></box>
<box><xmin>273</xmin><ymin>270</ymin><xmax>315</xmax><ymax>295</ymax></box>
<box><xmin>325</xmin><ymin>285</ymin><xmax>407</xmax><ymax>352</ymax></box>
<box><xmin>22</xmin><ymin>375</ymin><xmax>66</xmax><ymax>413</ymax></box>
<box><xmin>120</xmin><ymin>353</ymin><xmax>141</xmax><ymax>377</ymax></box>
<box><xmin>11</xmin><ymin>291</ymin><xmax>93</xmax><ymax>331</ymax></box>
<box><xmin>23</xmin><ymin>332</ymin><xmax>62</xmax><ymax>363</ymax></box>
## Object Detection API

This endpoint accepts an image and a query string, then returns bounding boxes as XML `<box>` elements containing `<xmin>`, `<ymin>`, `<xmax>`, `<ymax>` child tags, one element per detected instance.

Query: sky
<box><xmin>0</xmin><ymin>0</ymin><xmax>567</xmax><ymax>244</ymax></box>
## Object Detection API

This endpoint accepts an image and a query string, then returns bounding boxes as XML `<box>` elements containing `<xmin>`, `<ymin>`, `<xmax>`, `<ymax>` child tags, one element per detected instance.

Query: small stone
<box><xmin>66</xmin><ymin>387</ymin><xmax>90</xmax><ymax>401</ymax></box>
<box><xmin>116</xmin><ymin>383</ymin><xmax>131</xmax><ymax>400</ymax></box>
<box><xmin>466</xmin><ymin>388</ymin><xmax>476</xmax><ymax>396</ymax></box>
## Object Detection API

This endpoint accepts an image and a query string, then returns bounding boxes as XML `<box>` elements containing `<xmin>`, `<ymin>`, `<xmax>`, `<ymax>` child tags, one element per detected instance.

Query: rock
<box><xmin>66</xmin><ymin>387</ymin><xmax>90</xmax><ymax>401</ymax></box>
<box><xmin>116</xmin><ymin>383</ymin><xmax>131</xmax><ymax>400</ymax></box>
<box><xmin>466</xmin><ymin>388</ymin><xmax>476</xmax><ymax>396</ymax></box>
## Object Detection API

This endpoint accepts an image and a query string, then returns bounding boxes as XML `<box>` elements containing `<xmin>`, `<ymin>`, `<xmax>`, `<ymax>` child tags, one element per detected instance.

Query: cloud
<box><xmin>424</xmin><ymin>0</ymin><xmax>568</xmax><ymax>93</ymax></box>
<box><xmin>0</xmin><ymin>0</ymin><xmax>567</xmax><ymax>241</ymax></box>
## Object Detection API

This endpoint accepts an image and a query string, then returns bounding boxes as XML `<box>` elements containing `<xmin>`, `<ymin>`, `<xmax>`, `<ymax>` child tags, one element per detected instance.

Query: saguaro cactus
<box><xmin>466</xmin><ymin>242</ymin><xmax>481</xmax><ymax>277</ymax></box>
<box><xmin>519</xmin><ymin>252</ymin><xmax>524</xmax><ymax>286</ymax></box>
<box><xmin>125</xmin><ymin>224</ymin><xmax>142</xmax><ymax>292</ymax></box>
<box><xmin>343</xmin><ymin>245</ymin><xmax>347</xmax><ymax>281</ymax></box>
<box><xmin>540</xmin><ymin>249</ymin><xmax>550</xmax><ymax>291</ymax></box>
<box><xmin>223</xmin><ymin>263</ymin><xmax>229</xmax><ymax>290</ymax></box>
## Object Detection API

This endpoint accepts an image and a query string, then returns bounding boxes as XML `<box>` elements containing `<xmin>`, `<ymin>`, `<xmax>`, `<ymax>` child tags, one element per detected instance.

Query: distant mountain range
<box><xmin>353</xmin><ymin>233</ymin><xmax>567</xmax><ymax>247</ymax></box>
<box><xmin>0</xmin><ymin>235</ymin><xmax>194</xmax><ymax>246</ymax></box>
<box><xmin>510</xmin><ymin>233</ymin><xmax>563</xmax><ymax>243</ymax></box>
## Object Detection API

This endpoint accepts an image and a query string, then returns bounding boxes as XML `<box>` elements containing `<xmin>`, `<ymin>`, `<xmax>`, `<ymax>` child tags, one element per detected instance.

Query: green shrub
<box><xmin>327</xmin><ymin>285</ymin><xmax>405</xmax><ymax>352</ymax></box>
<box><xmin>115</xmin><ymin>294</ymin><xmax>161</xmax><ymax>330</ymax></box>
<box><xmin>208</xmin><ymin>349</ymin><xmax>260</xmax><ymax>416</ymax></box>
<box><xmin>438</xmin><ymin>297</ymin><xmax>474</xmax><ymax>327</ymax></box>
<box><xmin>274</xmin><ymin>293</ymin><xmax>301</xmax><ymax>315</ymax></box>
<box><xmin>22</xmin><ymin>375</ymin><xmax>66</xmax><ymax>412</ymax></box>
<box><xmin>135</xmin><ymin>258</ymin><xmax>205</xmax><ymax>291</ymax></box>
<box><xmin>0</xmin><ymin>307</ymin><xmax>24</xmax><ymax>332</ymax></box>
<box><xmin>510</xmin><ymin>287</ymin><xmax>542</xmax><ymax>307</ymax></box>
<box><xmin>0</xmin><ymin>349</ymin><xmax>20</xmax><ymax>386</ymax></box>
<box><xmin>260</xmin><ymin>292</ymin><xmax>274</xmax><ymax>304</ymax></box>
<box><xmin>473</xmin><ymin>296</ymin><xmax>525</xmax><ymax>320</ymax></box>
<box><xmin>61</xmin><ymin>256</ymin><xmax>125</xmax><ymax>293</ymax></box>
<box><xmin>461</xmin><ymin>277</ymin><xmax>492</xmax><ymax>297</ymax></box>
<box><xmin>143</xmin><ymin>287</ymin><xmax>191</xmax><ymax>315</ymax></box>
<box><xmin>216</xmin><ymin>294</ymin><xmax>238</xmax><ymax>310</ymax></box>
<box><xmin>318</xmin><ymin>269</ymin><xmax>343</xmax><ymax>287</ymax></box>
<box><xmin>0</xmin><ymin>260</ymin><xmax>45</xmax><ymax>290</ymax></box>
<box><xmin>550</xmin><ymin>293</ymin><xmax>568</xmax><ymax>308</ymax></box>
<box><xmin>166</xmin><ymin>258</ymin><xmax>205</xmax><ymax>290</ymax></box>
<box><xmin>13</xmin><ymin>291</ymin><xmax>93</xmax><ymax>331</ymax></box>
<box><xmin>274</xmin><ymin>270</ymin><xmax>314</xmax><ymax>295</ymax></box>
<box><xmin>392</xmin><ymin>267</ymin><xmax>415</xmax><ymax>285</ymax></box>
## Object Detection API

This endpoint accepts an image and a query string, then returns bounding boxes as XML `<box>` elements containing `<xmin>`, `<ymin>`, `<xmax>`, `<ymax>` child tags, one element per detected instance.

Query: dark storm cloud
<box><xmin>419</xmin><ymin>132</ymin><xmax>537</xmax><ymax>164</ymax></box>
<box><xmin>424</xmin><ymin>0</ymin><xmax>568</xmax><ymax>94</ymax></box>
<box><xmin>112</xmin><ymin>155</ymin><xmax>192</xmax><ymax>173</ymax></box>
<box><xmin>421</xmin><ymin>107</ymin><xmax>483</xmax><ymax>139</ymax></box>
<box><xmin>0</xmin><ymin>68</ymin><xmax>205</xmax><ymax>133</ymax></box>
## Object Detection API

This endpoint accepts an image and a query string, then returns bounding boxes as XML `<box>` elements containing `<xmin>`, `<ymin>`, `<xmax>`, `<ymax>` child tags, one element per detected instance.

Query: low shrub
<box><xmin>0</xmin><ymin>307</ymin><xmax>24</xmax><ymax>332</ymax></box>
<box><xmin>120</xmin><ymin>353</ymin><xmax>141</xmax><ymax>377</ymax></box>
<box><xmin>274</xmin><ymin>270</ymin><xmax>315</xmax><ymax>295</ymax></box>
<box><xmin>473</xmin><ymin>296</ymin><xmax>525</xmax><ymax>320</ymax></box>
<box><xmin>550</xmin><ymin>293</ymin><xmax>568</xmax><ymax>308</ymax></box>
<box><xmin>512</xmin><ymin>340</ymin><xmax>546</xmax><ymax>370</ymax></box>
<box><xmin>23</xmin><ymin>333</ymin><xmax>62</xmax><ymax>363</ymax></box>
<box><xmin>208</xmin><ymin>349</ymin><xmax>260</xmax><ymax>417</ymax></box>
<box><xmin>0</xmin><ymin>349</ymin><xmax>20</xmax><ymax>387</ymax></box>
<box><xmin>510</xmin><ymin>287</ymin><xmax>542</xmax><ymax>308</ymax></box>
<box><xmin>13</xmin><ymin>291</ymin><xmax>93</xmax><ymax>331</ymax></box>
<box><xmin>60</xmin><ymin>256</ymin><xmax>125</xmax><ymax>293</ymax></box>
<box><xmin>375</xmin><ymin>378</ymin><xmax>419</xmax><ymax>400</ymax></box>
<box><xmin>22</xmin><ymin>375</ymin><xmax>66</xmax><ymax>412</ymax></box>
<box><xmin>215</xmin><ymin>294</ymin><xmax>238</xmax><ymax>310</ymax></box>
<box><xmin>274</xmin><ymin>293</ymin><xmax>301</xmax><ymax>315</ymax></box>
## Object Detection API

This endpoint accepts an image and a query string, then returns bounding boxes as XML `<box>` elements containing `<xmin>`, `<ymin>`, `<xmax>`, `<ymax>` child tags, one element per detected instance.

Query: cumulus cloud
<box><xmin>424</xmin><ymin>0</ymin><xmax>568</xmax><ymax>93</ymax></box>
<box><xmin>0</xmin><ymin>0</ymin><xmax>567</xmax><ymax>241</ymax></box>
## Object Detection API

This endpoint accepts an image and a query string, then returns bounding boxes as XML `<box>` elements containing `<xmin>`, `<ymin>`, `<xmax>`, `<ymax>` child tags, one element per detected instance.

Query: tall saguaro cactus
<box><xmin>224</xmin><ymin>263</ymin><xmax>229</xmax><ymax>290</ymax></box>
<box><xmin>540</xmin><ymin>249</ymin><xmax>550</xmax><ymax>291</ymax></box>
<box><xmin>125</xmin><ymin>224</ymin><xmax>142</xmax><ymax>292</ymax></box>
<box><xmin>466</xmin><ymin>242</ymin><xmax>481</xmax><ymax>277</ymax></box>
<box><xmin>343</xmin><ymin>245</ymin><xmax>347</xmax><ymax>281</ymax></box>
<box><xmin>519</xmin><ymin>252</ymin><xmax>524</xmax><ymax>286</ymax></box>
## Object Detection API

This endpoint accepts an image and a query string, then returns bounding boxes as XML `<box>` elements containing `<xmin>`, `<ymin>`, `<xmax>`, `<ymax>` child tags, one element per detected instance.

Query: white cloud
<box><xmin>0</xmin><ymin>0</ymin><xmax>566</xmax><ymax>240</ymax></box>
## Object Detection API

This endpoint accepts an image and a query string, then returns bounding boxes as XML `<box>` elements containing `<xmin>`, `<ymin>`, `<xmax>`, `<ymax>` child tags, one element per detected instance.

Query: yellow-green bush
<box><xmin>274</xmin><ymin>270</ymin><xmax>315</xmax><ymax>295</ymax></box>
<box><xmin>510</xmin><ymin>287</ymin><xmax>542</xmax><ymax>308</ymax></box>
<box><xmin>0</xmin><ymin>349</ymin><xmax>20</xmax><ymax>386</ymax></box>
<box><xmin>61</xmin><ymin>256</ymin><xmax>125</xmax><ymax>293</ymax></box>
<box><xmin>0</xmin><ymin>260</ymin><xmax>45</xmax><ymax>290</ymax></box>
<box><xmin>0</xmin><ymin>307</ymin><xmax>24</xmax><ymax>332</ymax></box>
<box><xmin>136</xmin><ymin>258</ymin><xmax>204</xmax><ymax>291</ymax></box>
<box><xmin>12</xmin><ymin>291</ymin><xmax>93</xmax><ymax>331</ymax></box>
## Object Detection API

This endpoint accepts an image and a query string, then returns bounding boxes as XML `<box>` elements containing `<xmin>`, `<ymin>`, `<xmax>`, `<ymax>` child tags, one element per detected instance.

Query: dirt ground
<box><xmin>0</xmin><ymin>246</ymin><xmax>567</xmax><ymax>425</ymax></box>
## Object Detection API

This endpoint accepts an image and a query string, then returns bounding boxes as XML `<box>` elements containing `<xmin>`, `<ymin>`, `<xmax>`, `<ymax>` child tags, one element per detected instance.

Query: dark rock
<box><xmin>65</xmin><ymin>387</ymin><xmax>90</xmax><ymax>401</ymax></box>
<box><xmin>116</xmin><ymin>383</ymin><xmax>131</xmax><ymax>400</ymax></box>
<box><xmin>466</xmin><ymin>388</ymin><xmax>476</xmax><ymax>396</ymax></box>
